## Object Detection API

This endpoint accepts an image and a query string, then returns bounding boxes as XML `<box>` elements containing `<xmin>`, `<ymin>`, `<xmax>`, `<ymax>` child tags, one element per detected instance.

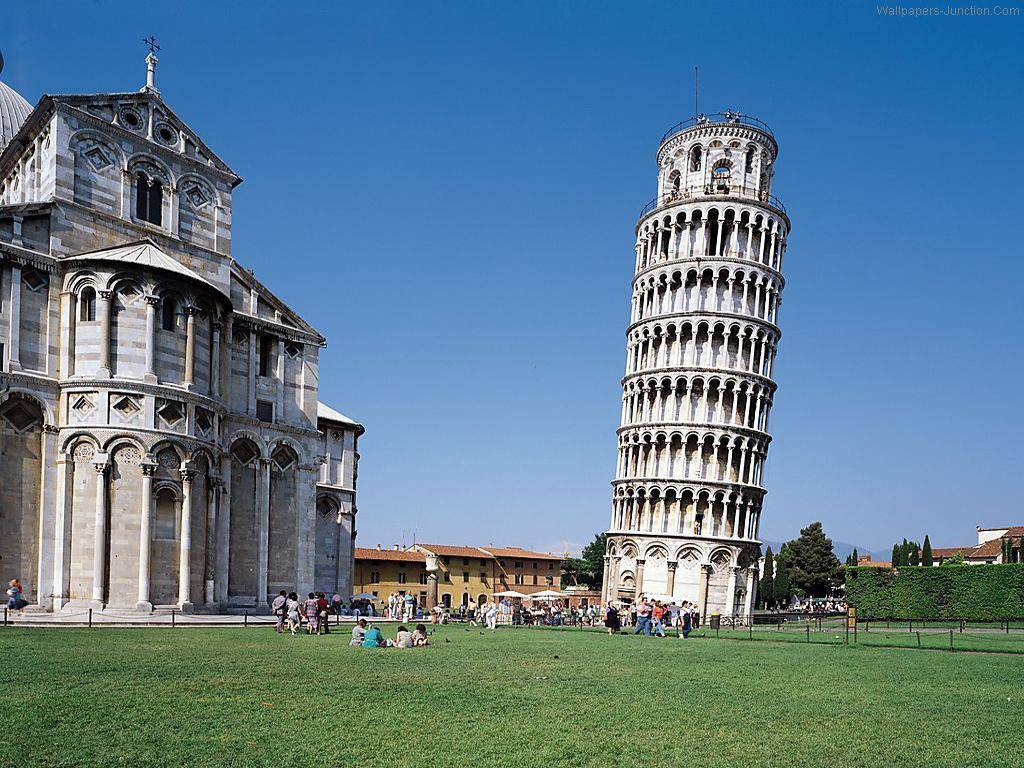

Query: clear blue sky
<box><xmin>5</xmin><ymin>2</ymin><xmax>1022</xmax><ymax>555</ymax></box>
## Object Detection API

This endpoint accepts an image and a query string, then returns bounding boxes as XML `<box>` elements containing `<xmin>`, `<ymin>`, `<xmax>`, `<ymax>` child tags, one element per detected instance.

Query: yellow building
<box><xmin>353</xmin><ymin>543</ymin><xmax>563</xmax><ymax>611</ymax></box>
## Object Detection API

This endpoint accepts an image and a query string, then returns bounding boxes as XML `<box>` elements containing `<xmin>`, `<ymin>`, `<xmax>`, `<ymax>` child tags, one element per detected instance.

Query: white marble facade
<box><xmin>0</xmin><ymin>53</ymin><xmax>363</xmax><ymax>612</ymax></box>
<box><xmin>602</xmin><ymin>112</ymin><xmax>790</xmax><ymax>618</ymax></box>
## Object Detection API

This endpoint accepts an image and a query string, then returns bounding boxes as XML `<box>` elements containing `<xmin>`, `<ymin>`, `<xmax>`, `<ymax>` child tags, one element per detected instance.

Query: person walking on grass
<box><xmin>605</xmin><ymin>603</ymin><xmax>621</xmax><ymax>635</ymax></box>
<box><xmin>285</xmin><ymin>592</ymin><xmax>301</xmax><ymax>635</ymax></box>
<box><xmin>633</xmin><ymin>597</ymin><xmax>652</xmax><ymax>636</ymax></box>
<box><xmin>316</xmin><ymin>592</ymin><xmax>330</xmax><ymax>635</ymax></box>
<box><xmin>681</xmin><ymin>603</ymin><xmax>693</xmax><ymax>638</ymax></box>
<box><xmin>271</xmin><ymin>590</ymin><xmax>288</xmax><ymax>634</ymax></box>
<box><xmin>651</xmin><ymin>606</ymin><xmax>667</xmax><ymax>638</ymax></box>
<box><xmin>304</xmin><ymin>593</ymin><xmax>320</xmax><ymax>635</ymax></box>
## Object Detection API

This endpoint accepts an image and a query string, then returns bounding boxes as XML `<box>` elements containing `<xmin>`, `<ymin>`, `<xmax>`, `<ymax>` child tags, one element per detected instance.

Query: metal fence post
<box><xmin>171</xmin><ymin>609</ymin><xmax>176</xmax><ymax>628</ymax></box>
<box><xmin>854</xmin><ymin>621</ymin><xmax>857</xmax><ymax>644</ymax></box>
<box><xmin>916</xmin><ymin>631</ymin><xmax>921</xmax><ymax>649</ymax></box>
<box><xmin>244</xmin><ymin>610</ymin><xmax>248</xmax><ymax>628</ymax></box>
<box><xmin>749</xmin><ymin>622</ymin><xmax>753</xmax><ymax>640</ymax></box>
<box><xmin>88</xmin><ymin>608</ymin><xmax>93</xmax><ymax>628</ymax></box>
<box><xmin>844</xmin><ymin>622</ymin><xmax>849</xmax><ymax>645</ymax></box>
<box><xmin>949</xmin><ymin>629</ymin><xmax>953</xmax><ymax>652</ymax></box>
<box><xmin>806</xmin><ymin>626</ymin><xmax>810</xmax><ymax>643</ymax></box>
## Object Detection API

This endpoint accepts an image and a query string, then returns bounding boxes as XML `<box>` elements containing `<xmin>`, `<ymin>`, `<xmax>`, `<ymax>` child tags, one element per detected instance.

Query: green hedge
<box><xmin>846</xmin><ymin>564</ymin><xmax>1024</xmax><ymax>620</ymax></box>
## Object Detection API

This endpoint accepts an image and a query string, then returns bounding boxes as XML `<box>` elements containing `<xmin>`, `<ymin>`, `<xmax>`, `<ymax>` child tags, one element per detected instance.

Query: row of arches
<box><xmin>621</xmin><ymin>376</ymin><xmax>773</xmax><ymax>432</ymax></box>
<box><xmin>636</xmin><ymin>208</ymin><xmax>787</xmax><ymax>274</ymax></box>
<box><xmin>632</xmin><ymin>266</ymin><xmax>781</xmax><ymax>325</ymax></box>
<box><xmin>65</xmin><ymin>269</ymin><xmax>223</xmax><ymax>393</ymax></box>
<box><xmin>627</xmin><ymin>320</ymin><xmax>777</xmax><ymax>379</ymax></box>
<box><xmin>610</xmin><ymin>486</ymin><xmax>762</xmax><ymax>540</ymax></box>
<box><xmin>615</xmin><ymin>432</ymin><xmax>769</xmax><ymax>488</ymax></box>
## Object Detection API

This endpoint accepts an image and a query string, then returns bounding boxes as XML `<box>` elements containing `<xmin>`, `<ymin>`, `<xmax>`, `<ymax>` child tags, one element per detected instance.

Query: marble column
<box><xmin>257</xmin><ymin>457</ymin><xmax>271</xmax><ymax>608</ymax></box>
<box><xmin>183</xmin><ymin>307</ymin><xmax>196</xmax><ymax>388</ymax></box>
<box><xmin>143</xmin><ymin>296</ymin><xmax>159</xmax><ymax>383</ymax></box>
<box><xmin>90</xmin><ymin>457</ymin><xmax>109</xmax><ymax>605</ymax></box>
<box><xmin>97</xmin><ymin>290</ymin><xmax>112</xmax><ymax>377</ymax></box>
<box><xmin>177</xmin><ymin>467</ymin><xmax>195</xmax><ymax>611</ymax></box>
<box><xmin>725</xmin><ymin>566</ymin><xmax>739</xmax><ymax>616</ymax></box>
<box><xmin>698</xmin><ymin>564</ymin><xmax>712</xmax><ymax>619</ymax></box>
<box><xmin>635</xmin><ymin>558</ymin><xmax>646</xmax><ymax>598</ymax></box>
<box><xmin>51</xmin><ymin>453</ymin><xmax>72</xmax><ymax>610</ymax></box>
<box><xmin>666</xmin><ymin>561</ymin><xmax>678</xmax><ymax>598</ymax></box>
<box><xmin>137</xmin><ymin>461</ymin><xmax>155</xmax><ymax>610</ymax></box>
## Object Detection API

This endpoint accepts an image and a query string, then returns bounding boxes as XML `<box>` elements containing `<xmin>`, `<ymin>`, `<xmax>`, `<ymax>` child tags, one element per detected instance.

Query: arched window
<box><xmin>745</xmin><ymin>146</ymin><xmax>756</xmax><ymax>174</ymax></box>
<box><xmin>689</xmin><ymin>145</ymin><xmax>702</xmax><ymax>172</ymax></box>
<box><xmin>712</xmin><ymin>161</ymin><xmax>732</xmax><ymax>192</ymax></box>
<box><xmin>79</xmin><ymin>287</ymin><xmax>96</xmax><ymax>321</ymax></box>
<box><xmin>135</xmin><ymin>172</ymin><xmax>163</xmax><ymax>226</ymax></box>
<box><xmin>161</xmin><ymin>297</ymin><xmax>176</xmax><ymax>331</ymax></box>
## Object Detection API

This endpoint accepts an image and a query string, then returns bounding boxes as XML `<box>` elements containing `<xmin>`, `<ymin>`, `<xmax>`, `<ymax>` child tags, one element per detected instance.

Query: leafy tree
<box><xmin>940</xmin><ymin>553</ymin><xmax>966</xmax><ymax>567</ymax></box>
<box><xmin>574</xmin><ymin>532</ymin><xmax>608</xmax><ymax>590</ymax></box>
<box><xmin>782</xmin><ymin>522</ymin><xmax>844</xmax><ymax>597</ymax></box>
<box><xmin>891</xmin><ymin>544</ymin><xmax>901</xmax><ymax>567</ymax></box>
<box><xmin>759</xmin><ymin>547</ymin><xmax>775</xmax><ymax>608</ymax></box>
<box><xmin>560</xmin><ymin>557</ymin><xmax>586</xmax><ymax>586</ymax></box>
<box><xmin>922</xmin><ymin>535</ymin><xmax>933</xmax><ymax>566</ymax></box>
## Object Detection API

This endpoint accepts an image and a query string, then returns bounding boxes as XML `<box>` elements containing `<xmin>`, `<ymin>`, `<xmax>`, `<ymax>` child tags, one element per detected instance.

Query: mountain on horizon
<box><xmin>760</xmin><ymin>539</ymin><xmax>889</xmax><ymax>562</ymax></box>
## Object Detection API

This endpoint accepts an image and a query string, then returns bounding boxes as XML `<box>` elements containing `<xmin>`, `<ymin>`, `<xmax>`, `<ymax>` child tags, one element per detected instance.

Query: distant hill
<box><xmin>761</xmin><ymin>539</ymin><xmax>888</xmax><ymax>562</ymax></box>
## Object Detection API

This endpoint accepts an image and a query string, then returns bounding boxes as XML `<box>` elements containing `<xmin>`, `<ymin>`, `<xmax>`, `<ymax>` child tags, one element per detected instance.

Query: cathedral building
<box><xmin>603</xmin><ymin>111</ymin><xmax>790</xmax><ymax>617</ymax></box>
<box><xmin>0</xmin><ymin>49</ymin><xmax>363</xmax><ymax>612</ymax></box>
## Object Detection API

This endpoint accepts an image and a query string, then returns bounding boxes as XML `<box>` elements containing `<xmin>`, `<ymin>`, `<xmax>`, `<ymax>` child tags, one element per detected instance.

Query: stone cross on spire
<box><xmin>141</xmin><ymin>36</ymin><xmax>161</xmax><ymax>95</ymax></box>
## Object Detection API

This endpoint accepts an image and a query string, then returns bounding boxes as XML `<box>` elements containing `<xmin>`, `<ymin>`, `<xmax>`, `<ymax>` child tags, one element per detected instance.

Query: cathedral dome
<box><xmin>0</xmin><ymin>52</ymin><xmax>33</xmax><ymax>153</ymax></box>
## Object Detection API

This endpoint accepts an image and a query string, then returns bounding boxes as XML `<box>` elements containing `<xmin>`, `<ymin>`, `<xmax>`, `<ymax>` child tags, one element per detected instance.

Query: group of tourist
<box><xmin>271</xmin><ymin>590</ymin><xmax>337</xmax><ymax>635</ymax></box>
<box><xmin>349</xmin><ymin>618</ymin><xmax>430</xmax><ymax>648</ymax></box>
<box><xmin>604</xmin><ymin>597</ymin><xmax>701</xmax><ymax>638</ymax></box>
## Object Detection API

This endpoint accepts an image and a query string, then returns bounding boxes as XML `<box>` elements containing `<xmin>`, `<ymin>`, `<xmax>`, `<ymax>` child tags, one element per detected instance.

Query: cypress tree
<box><xmin>852</xmin><ymin>547</ymin><xmax>859</xmax><ymax>565</ymax></box>
<box><xmin>922</xmin><ymin>535</ymin><xmax>933</xmax><ymax>566</ymax></box>
<box><xmin>759</xmin><ymin>547</ymin><xmax>775</xmax><ymax>608</ymax></box>
<box><xmin>891</xmin><ymin>544</ymin><xmax>900</xmax><ymax>566</ymax></box>
<box><xmin>901</xmin><ymin>538</ymin><xmax>910</xmax><ymax>566</ymax></box>
<box><xmin>773</xmin><ymin>560</ymin><xmax>791</xmax><ymax>607</ymax></box>
<box><xmin>908</xmin><ymin>542</ymin><xmax>920</xmax><ymax>566</ymax></box>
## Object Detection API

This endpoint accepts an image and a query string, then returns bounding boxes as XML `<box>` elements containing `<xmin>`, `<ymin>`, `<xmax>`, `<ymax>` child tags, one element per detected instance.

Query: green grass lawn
<box><xmin>2</xmin><ymin>624</ymin><xmax>1022</xmax><ymax>768</ymax></box>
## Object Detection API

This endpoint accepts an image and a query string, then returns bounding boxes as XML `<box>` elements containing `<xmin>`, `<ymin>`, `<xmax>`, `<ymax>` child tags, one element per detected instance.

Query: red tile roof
<box><xmin>414</xmin><ymin>544</ymin><xmax>488</xmax><ymax>558</ymax></box>
<box><xmin>354</xmin><ymin>547</ymin><xmax>426</xmax><ymax>563</ymax></box>
<box><xmin>484</xmin><ymin>546</ymin><xmax>563</xmax><ymax>561</ymax></box>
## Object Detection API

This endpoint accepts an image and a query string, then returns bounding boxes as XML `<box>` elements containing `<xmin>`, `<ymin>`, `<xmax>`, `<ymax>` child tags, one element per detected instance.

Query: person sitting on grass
<box><xmin>350</xmin><ymin>618</ymin><xmax>367</xmax><ymax>646</ymax></box>
<box><xmin>361</xmin><ymin>624</ymin><xmax>386</xmax><ymax>648</ymax></box>
<box><xmin>394</xmin><ymin>625</ymin><xmax>413</xmax><ymax>648</ymax></box>
<box><xmin>413</xmin><ymin>623</ymin><xmax>429</xmax><ymax>647</ymax></box>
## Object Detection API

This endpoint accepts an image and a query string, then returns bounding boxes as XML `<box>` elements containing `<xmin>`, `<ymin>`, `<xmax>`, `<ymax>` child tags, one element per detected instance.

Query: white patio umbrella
<box><xmin>528</xmin><ymin>589</ymin><xmax>565</xmax><ymax>601</ymax></box>
<box><xmin>494</xmin><ymin>590</ymin><xmax>528</xmax><ymax>598</ymax></box>
<box><xmin>350</xmin><ymin>592</ymin><xmax>376</xmax><ymax>600</ymax></box>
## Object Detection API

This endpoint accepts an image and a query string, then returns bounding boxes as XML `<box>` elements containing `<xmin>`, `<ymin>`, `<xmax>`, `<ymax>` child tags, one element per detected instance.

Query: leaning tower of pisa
<box><xmin>602</xmin><ymin>111</ymin><xmax>789</xmax><ymax>619</ymax></box>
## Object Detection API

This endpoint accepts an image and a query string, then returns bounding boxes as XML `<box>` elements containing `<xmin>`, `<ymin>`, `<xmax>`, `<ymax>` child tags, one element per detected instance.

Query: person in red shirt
<box><xmin>651</xmin><ymin>602</ymin><xmax>667</xmax><ymax>637</ymax></box>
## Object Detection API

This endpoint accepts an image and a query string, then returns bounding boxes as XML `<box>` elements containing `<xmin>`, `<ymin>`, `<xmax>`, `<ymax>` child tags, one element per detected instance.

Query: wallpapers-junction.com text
<box><xmin>877</xmin><ymin>4</ymin><xmax>1020</xmax><ymax>15</ymax></box>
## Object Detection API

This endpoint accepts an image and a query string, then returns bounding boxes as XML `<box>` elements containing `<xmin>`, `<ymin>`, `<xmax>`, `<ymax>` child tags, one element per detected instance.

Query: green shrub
<box><xmin>845</xmin><ymin>564</ymin><xmax>1024</xmax><ymax>620</ymax></box>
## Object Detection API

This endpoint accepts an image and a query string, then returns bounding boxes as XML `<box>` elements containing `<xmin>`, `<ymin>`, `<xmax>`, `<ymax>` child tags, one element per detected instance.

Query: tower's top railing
<box><xmin>638</xmin><ymin>184</ymin><xmax>787</xmax><ymax>220</ymax></box>
<box><xmin>660</xmin><ymin>111</ymin><xmax>774</xmax><ymax>146</ymax></box>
